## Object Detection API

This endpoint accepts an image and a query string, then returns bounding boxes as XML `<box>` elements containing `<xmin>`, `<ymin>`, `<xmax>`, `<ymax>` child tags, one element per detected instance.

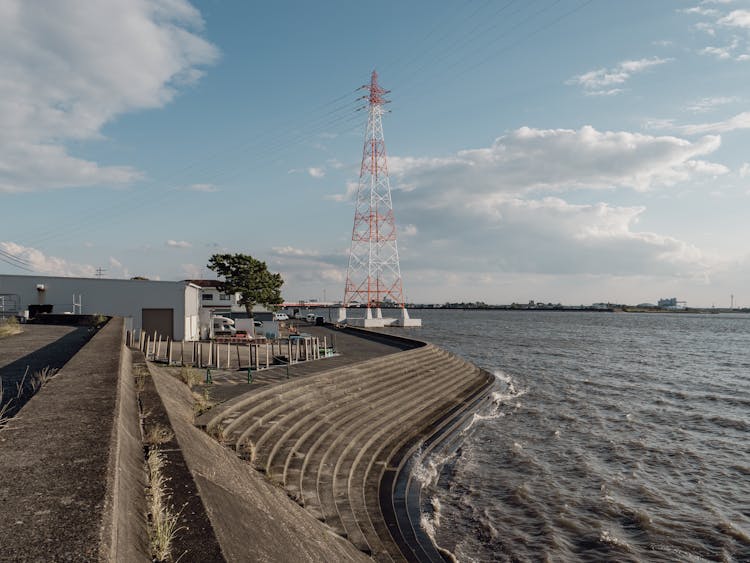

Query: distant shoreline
<box><xmin>402</xmin><ymin>306</ymin><xmax>750</xmax><ymax>314</ymax></box>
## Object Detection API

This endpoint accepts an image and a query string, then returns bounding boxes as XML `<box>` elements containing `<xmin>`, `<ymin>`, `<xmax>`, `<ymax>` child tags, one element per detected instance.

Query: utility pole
<box><xmin>95</xmin><ymin>267</ymin><xmax>107</xmax><ymax>279</ymax></box>
<box><xmin>344</xmin><ymin>70</ymin><xmax>405</xmax><ymax>310</ymax></box>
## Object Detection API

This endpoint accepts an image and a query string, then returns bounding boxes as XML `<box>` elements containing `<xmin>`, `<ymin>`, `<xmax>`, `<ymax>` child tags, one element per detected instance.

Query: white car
<box><xmin>273</xmin><ymin>312</ymin><xmax>289</xmax><ymax>321</ymax></box>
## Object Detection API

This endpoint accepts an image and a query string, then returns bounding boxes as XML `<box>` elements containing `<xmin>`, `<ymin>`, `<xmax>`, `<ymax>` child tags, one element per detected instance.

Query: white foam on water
<box><xmin>464</xmin><ymin>369</ymin><xmax>526</xmax><ymax>431</ymax></box>
<box><xmin>599</xmin><ymin>530</ymin><xmax>632</xmax><ymax>551</ymax></box>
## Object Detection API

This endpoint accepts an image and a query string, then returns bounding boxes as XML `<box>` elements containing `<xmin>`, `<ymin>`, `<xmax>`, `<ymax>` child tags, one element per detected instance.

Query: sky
<box><xmin>1</xmin><ymin>0</ymin><xmax>750</xmax><ymax>307</ymax></box>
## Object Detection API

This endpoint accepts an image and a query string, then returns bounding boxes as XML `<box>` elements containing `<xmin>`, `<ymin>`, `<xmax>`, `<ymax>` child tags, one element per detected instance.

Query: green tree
<box><xmin>207</xmin><ymin>253</ymin><xmax>284</xmax><ymax>317</ymax></box>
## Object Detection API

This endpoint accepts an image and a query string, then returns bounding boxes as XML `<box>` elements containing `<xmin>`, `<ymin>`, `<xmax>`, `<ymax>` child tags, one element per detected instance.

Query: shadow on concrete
<box><xmin>0</xmin><ymin>327</ymin><xmax>93</xmax><ymax>417</ymax></box>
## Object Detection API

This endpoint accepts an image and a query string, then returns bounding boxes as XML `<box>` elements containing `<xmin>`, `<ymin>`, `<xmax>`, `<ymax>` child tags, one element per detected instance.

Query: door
<box><xmin>142</xmin><ymin>308</ymin><xmax>174</xmax><ymax>340</ymax></box>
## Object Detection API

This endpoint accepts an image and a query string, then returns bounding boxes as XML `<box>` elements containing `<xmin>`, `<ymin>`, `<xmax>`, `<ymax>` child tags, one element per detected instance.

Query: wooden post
<box><xmin>236</xmin><ymin>344</ymin><xmax>242</xmax><ymax>370</ymax></box>
<box><xmin>198</xmin><ymin>342</ymin><xmax>202</xmax><ymax>368</ymax></box>
<box><xmin>255</xmin><ymin>343</ymin><xmax>260</xmax><ymax>371</ymax></box>
<box><xmin>287</xmin><ymin>340</ymin><xmax>291</xmax><ymax>365</ymax></box>
<box><xmin>227</xmin><ymin>343</ymin><xmax>231</xmax><ymax>369</ymax></box>
<box><xmin>248</xmin><ymin>344</ymin><xmax>252</xmax><ymax>371</ymax></box>
<box><xmin>168</xmin><ymin>339</ymin><xmax>173</xmax><ymax>365</ymax></box>
<box><xmin>145</xmin><ymin>335</ymin><xmax>151</xmax><ymax>359</ymax></box>
<box><xmin>265</xmin><ymin>343</ymin><xmax>269</xmax><ymax>369</ymax></box>
<box><xmin>156</xmin><ymin>336</ymin><xmax>162</xmax><ymax>361</ymax></box>
<box><xmin>323</xmin><ymin>336</ymin><xmax>327</xmax><ymax>357</ymax></box>
<box><xmin>181</xmin><ymin>340</ymin><xmax>185</xmax><ymax>366</ymax></box>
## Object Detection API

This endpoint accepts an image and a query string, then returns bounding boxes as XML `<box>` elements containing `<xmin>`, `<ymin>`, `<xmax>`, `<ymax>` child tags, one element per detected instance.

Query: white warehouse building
<box><xmin>0</xmin><ymin>274</ymin><xmax>201</xmax><ymax>341</ymax></box>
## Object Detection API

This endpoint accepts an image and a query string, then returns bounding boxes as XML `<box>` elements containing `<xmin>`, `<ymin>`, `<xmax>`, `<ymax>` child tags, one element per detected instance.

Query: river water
<box><xmin>393</xmin><ymin>310</ymin><xmax>750</xmax><ymax>562</ymax></box>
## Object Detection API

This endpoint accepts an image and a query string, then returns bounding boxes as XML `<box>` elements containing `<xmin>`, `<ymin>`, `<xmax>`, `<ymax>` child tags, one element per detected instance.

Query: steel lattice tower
<box><xmin>344</xmin><ymin>71</ymin><xmax>405</xmax><ymax>308</ymax></box>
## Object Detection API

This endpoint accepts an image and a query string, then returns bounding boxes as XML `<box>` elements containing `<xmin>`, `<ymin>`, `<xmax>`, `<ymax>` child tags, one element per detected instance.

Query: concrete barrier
<box><xmin>0</xmin><ymin>318</ymin><xmax>150</xmax><ymax>562</ymax></box>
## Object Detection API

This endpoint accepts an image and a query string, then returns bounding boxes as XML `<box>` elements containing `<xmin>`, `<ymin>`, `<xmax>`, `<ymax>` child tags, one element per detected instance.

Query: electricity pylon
<box><xmin>343</xmin><ymin>70</ymin><xmax>405</xmax><ymax>309</ymax></box>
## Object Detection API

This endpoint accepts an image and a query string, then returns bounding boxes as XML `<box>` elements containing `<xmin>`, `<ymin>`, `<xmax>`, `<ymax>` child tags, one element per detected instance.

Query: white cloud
<box><xmin>679</xmin><ymin>111</ymin><xmax>750</xmax><ymax>134</ymax></box>
<box><xmin>682</xmin><ymin>6</ymin><xmax>720</xmax><ymax>16</ymax></box>
<box><xmin>685</xmin><ymin>95</ymin><xmax>739</xmax><ymax>113</ymax></box>
<box><xmin>187</xmin><ymin>183</ymin><xmax>219</xmax><ymax>192</ymax></box>
<box><xmin>272</xmin><ymin>246</ymin><xmax>320</xmax><ymax>257</ymax></box>
<box><xmin>386</xmin><ymin>125</ymin><xmax>725</xmax><ymax>194</ymax></box>
<box><xmin>401</xmin><ymin>224</ymin><xmax>418</xmax><ymax>237</ymax></box>
<box><xmin>332</xmin><ymin>126</ymin><xmax>731</xmax><ymax>283</ymax></box>
<box><xmin>166</xmin><ymin>239</ymin><xmax>192</xmax><ymax>248</ymax></box>
<box><xmin>0</xmin><ymin>241</ymin><xmax>95</xmax><ymax>276</ymax></box>
<box><xmin>718</xmin><ymin>9</ymin><xmax>750</xmax><ymax>28</ymax></box>
<box><xmin>739</xmin><ymin>163</ymin><xmax>750</xmax><ymax>177</ymax></box>
<box><xmin>567</xmin><ymin>57</ymin><xmax>672</xmax><ymax>95</ymax></box>
<box><xmin>699</xmin><ymin>37</ymin><xmax>740</xmax><ymax>59</ymax></box>
<box><xmin>109</xmin><ymin>256</ymin><xmax>130</xmax><ymax>278</ymax></box>
<box><xmin>327</xmin><ymin>180</ymin><xmax>359</xmax><ymax>202</ymax></box>
<box><xmin>181</xmin><ymin>263</ymin><xmax>202</xmax><ymax>279</ymax></box>
<box><xmin>0</xmin><ymin>1</ymin><xmax>219</xmax><ymax>192</ymax></box>
<box><xmin>308</xmin><ymin>167</ymin><xmax>326</xmax><ymax>178</ymax></box>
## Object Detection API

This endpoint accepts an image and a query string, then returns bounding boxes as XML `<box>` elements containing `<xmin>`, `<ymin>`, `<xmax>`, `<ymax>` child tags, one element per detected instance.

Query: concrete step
<box><xmin>253</xmin><ymin>352</ymin><xmax>455</xmax><ymax>474</ymax></box>
<box><xmin>231</xmin><ymin>351</ymin><xmax>446</xmax><ymax>457</ymax></box>
<box><xmin>208</xmin><ymin>346</ymin><xmax>437</xmax><ymax>439</ymax></box>
<box><xmin>299</xmin><ymin>356</ymin><xmax>466</xmax><ymax>539</ymax></box>
<box><xmin>333</xmin><ymin>365</ymin><xmax>481</xmax><ymax>555</ymax></box>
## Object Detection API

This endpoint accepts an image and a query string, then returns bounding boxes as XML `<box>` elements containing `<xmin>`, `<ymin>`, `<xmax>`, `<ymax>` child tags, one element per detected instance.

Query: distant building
<box><xmin>658</xmin><ymin>297</ymin><xmax>686</xmax><ymax>310</ymax></box>
<box><xmin>186</xmin><ymin>279</ymin><xmax>272</xmax><ymax>338</ymax></box>
<box><xmin>0</xmin><ymin>273</ymin><xmax>201</xmax><ymax>340</ymax></box>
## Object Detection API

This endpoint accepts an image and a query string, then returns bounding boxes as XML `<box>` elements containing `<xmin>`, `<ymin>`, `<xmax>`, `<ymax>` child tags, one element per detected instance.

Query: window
<box><xmin>202</xmin><ymin>294</ymin><xmax>214</xmax><ymax>301</ymax></box>
<box><xmin>219</xmin><ymin>293</ymin><xmax>231</xmax><ymax>301</ymax></box>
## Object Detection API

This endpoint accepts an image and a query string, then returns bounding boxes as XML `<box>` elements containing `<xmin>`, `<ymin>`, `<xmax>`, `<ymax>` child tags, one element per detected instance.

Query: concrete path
<box><xmin>0</xmin><ymin>324</ymin><xmax>93</xmax><ymax>415</ymax></box>
<box><xmin>0</xmin><ymin>319</ymin><xmax>149</xmax><ymax>561</ymax></box>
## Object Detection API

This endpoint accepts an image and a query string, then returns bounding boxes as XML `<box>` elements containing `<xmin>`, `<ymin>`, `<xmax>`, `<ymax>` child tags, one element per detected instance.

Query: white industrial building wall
<box><xmin>0</xmin><ymin>274</ymin><xmax>200</xmax><ymax>340</ymax></box>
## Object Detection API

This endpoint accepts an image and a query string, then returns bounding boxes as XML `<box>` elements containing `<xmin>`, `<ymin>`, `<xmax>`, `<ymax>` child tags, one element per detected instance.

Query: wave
<box><xmin>464</xmin><ymin>369</ymin><xmax>526</xmax><ymax>431</ymax></box>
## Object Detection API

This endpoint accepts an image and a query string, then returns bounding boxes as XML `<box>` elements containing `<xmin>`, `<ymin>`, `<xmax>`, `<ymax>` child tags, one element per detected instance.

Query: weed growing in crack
<box><xmin>147</xmin><ymin>449</ymin><xmax>185</xmax><ymax>562</ymax></box>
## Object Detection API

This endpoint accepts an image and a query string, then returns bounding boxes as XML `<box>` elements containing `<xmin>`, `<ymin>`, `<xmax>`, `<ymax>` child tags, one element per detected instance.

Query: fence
<box><xmin>126</xmin><ymin>330</ymin><xmax>330</xmax><ymax>371</ymax></box>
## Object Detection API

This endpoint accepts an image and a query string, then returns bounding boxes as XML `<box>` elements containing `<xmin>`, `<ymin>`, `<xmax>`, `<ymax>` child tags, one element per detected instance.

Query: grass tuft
<box><xmin>134</xmin><ymin>366</ymin><xmax>147</xmax><ymax>393</ymax></box>
<box><xmin>145</xmin><ymin>423</ymin><xmax>174</xmax><ymax>446</ymax></box>
<box><xmin>147</xmin><ymin>449</ymin><xmax>184</xmax><ymax>561</ymax></box>
<box><xmin>191</xmin><ymin>388</ymin><xmax>215</xmax><ymax>418</ymax></box>
<box><xmin>0</xmin><ymin>316</ymin><xmax>22</xmax><ymax>339</ymax></box>
<box><xmin>179</xmin><ymin>366</ymin><xmax>200</xmax><ymax>389</ymax></box>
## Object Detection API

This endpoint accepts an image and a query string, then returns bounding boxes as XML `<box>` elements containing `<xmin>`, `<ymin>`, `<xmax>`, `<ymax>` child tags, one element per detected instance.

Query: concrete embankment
<box><xmin>0</xmin><ymin>318</ymin><xmax>150</xmax><ymax>562</ymax></box>
<box><xmin>0</xmin><ymin>320</ymin><xmax>494</xmax><ymax>562</ymax></box>
<box><xmin>202</xmin><ymin>326</ymin><xmax>495</xmax><ymax>561</ymax></box>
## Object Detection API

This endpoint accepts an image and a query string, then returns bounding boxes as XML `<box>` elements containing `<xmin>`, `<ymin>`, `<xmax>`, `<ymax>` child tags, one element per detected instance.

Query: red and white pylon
<box><xmin>343</xmin><ymin>70</ymin><xmax>405</xmax><ymax>309</ymax></box>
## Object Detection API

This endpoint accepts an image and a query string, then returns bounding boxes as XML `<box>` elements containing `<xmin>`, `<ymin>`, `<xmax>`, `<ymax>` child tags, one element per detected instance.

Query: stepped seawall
<box><xmin>0</xmin><ymin>320</ymin><xmax>494</xmax><ymax>562</ymax></box>
<box><xmin>200</xmin><ymin>326</ymin><xmax>495</xmax><ymax>561</ymax></box>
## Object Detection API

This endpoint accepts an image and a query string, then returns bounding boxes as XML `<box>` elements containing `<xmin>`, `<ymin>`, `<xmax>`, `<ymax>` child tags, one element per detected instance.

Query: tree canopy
<box><xmin>207</xmin><ymin>253</ymin><xmax>284</xmax><ymax>317</ymax></box>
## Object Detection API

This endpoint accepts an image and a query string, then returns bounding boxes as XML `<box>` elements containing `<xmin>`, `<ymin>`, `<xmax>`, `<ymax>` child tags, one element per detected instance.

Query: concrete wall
<box><xmin>0</xmin><ymin>274</ymin><xmax>200</xmax><ymax>340</ymax></box>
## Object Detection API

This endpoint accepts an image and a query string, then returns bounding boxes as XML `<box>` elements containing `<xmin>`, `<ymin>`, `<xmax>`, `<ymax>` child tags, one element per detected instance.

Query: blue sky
<box><xmin>2</xmin><ymin>0</ymin><xmax>750</xmax><ymax>307</ymax></box>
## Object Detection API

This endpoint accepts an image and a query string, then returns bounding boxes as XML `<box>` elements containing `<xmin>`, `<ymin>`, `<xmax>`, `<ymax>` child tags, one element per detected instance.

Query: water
<box><xmin>391</xmin><ymin>310</ymin><xmax>750</xmax><ymax>562</ymax></box>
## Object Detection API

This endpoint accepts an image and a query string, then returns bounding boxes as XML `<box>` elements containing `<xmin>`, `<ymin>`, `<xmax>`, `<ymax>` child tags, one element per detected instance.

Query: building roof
<box><xmin>185</xmin><ymin>279</ymin><xmax>223</xmax><ymax>288</ymax></box>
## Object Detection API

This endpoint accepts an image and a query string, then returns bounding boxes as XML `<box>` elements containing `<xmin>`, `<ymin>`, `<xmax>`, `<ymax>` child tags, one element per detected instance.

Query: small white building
<box><xmin>0</xmin><ymin>274</ymin><xmax>201</xmax><ymax>340</ymax></box>
<box><xmin>187</xmin><ymin>279</ymin><xmax>273</xmax><ymax>338</ymax></box>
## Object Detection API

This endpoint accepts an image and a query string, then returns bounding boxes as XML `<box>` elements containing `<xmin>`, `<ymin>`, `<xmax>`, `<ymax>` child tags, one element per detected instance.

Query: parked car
<box><xmin>305</xmin><ymin>313</ymin><xmax>316</xmax><ymax>323</ymax></box>
<box><xmin>273</xmin><ymin>312</ymin><xmax>289</xmax><ymax>321</ymax></box>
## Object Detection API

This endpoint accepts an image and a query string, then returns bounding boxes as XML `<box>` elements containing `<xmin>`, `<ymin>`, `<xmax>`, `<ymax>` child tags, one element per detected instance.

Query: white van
<box><xmin>212</xmin><ymin>316</ymin><xmax>236</xmax><ymax>335</ymax></box>
<box><xmin>306</xmin><ymin>313</ymin><xmax>316</xmax><ymax>323</ymax></box>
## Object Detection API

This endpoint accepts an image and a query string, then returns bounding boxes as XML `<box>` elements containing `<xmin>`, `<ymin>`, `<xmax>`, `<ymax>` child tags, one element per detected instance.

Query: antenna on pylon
<box><xmin>343</xmin><ymin>70</ymin><xmax>405</xmax><ymax>310</ymax></box>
